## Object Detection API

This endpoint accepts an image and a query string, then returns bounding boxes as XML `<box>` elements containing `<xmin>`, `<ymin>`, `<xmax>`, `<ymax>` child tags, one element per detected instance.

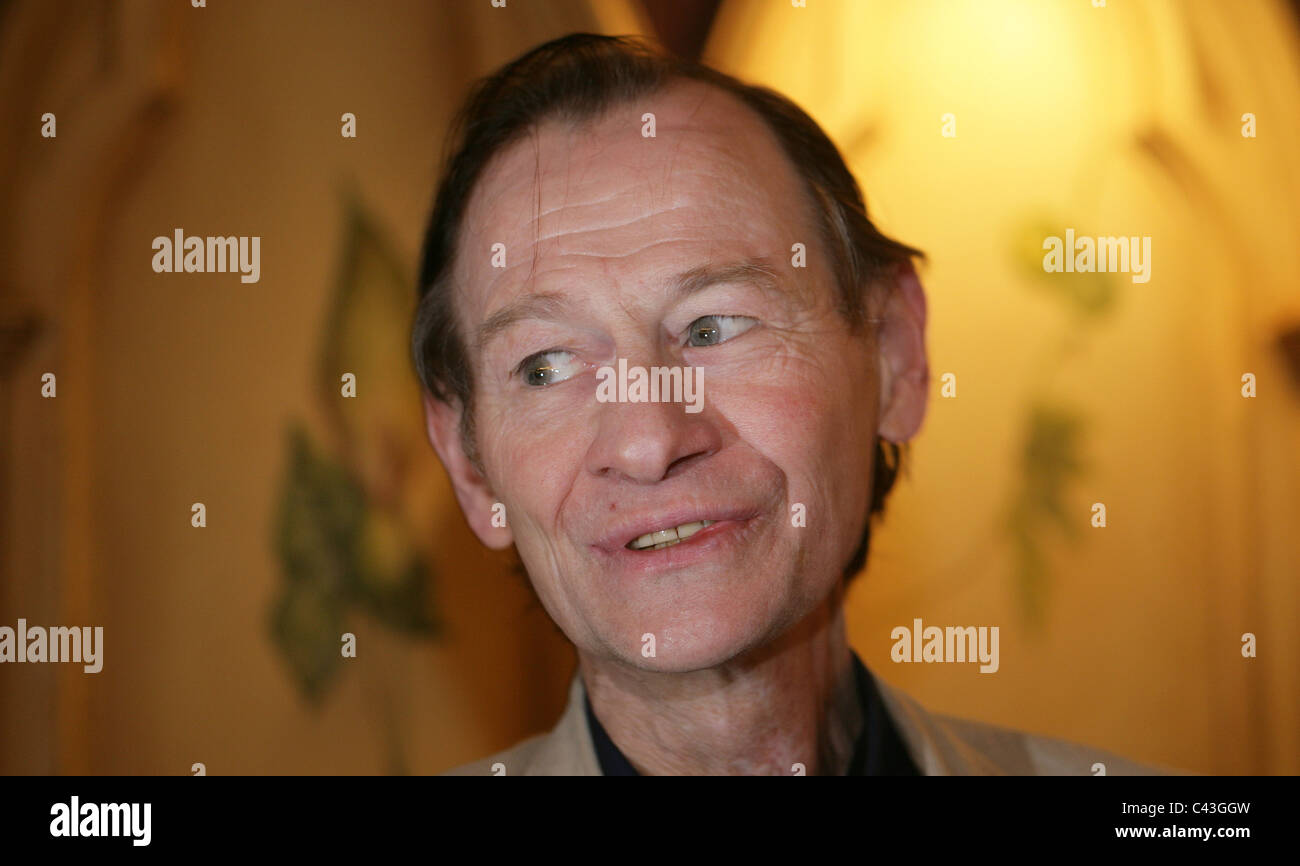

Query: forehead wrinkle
<box><xmin>532</xmin><ymin>190</ymin><xmax>628</xmax><ymax>223</ymax></box>
<box><xmin>520</xmin><ymin>139</ymin><xmax>760</xmax><ymax>247</ymax></box>
<box><xmin>492</xmin><ymin>119</ymin><xmax>788</xmax><ymax>271</ymax></box>
<box><xmin>527</xmin><ymin>194</ymin><xmax>694</xmax><ymax>233</ymax></box>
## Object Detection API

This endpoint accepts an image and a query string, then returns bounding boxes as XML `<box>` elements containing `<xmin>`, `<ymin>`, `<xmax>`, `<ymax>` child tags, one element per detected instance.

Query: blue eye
<box><xmin>687</xmin><ymin>315</ymin><xmax>757</xmax><ymax>347</ymax></box>
<box><xmin>518</xmin><ymin>350</ymin><xmax>582</xmax><ymax>387</ymax></box>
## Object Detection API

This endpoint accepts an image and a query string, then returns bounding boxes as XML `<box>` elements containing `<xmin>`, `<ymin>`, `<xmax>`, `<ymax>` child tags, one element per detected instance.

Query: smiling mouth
<box><xmin>626</xmin><ymin>520</ymin><xmax>716</xmax><ymax>551</ymax></box>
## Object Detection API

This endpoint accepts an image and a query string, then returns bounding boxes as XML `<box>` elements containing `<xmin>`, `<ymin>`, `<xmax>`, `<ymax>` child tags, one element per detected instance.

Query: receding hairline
<box><xmin>457</xmin><ymin>74</ymin><xmax>814</xmax><ymax>228</ymax></box>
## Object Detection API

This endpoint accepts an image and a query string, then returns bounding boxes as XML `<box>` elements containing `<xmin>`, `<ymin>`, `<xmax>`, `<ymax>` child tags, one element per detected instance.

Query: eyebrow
<box><xmin>672</xmin><ymin>257</ymin><xmax>781</xmax><ymax>300</ymax></box>
<box><xmin>474</xmin><ymin>256</ymin><xmax>782</xmax><ymax>350</ymax></box>
<box><xmin>475</xmin><ymin>292</ymin><xmax>569</xmax><ymax>350</ymax></box>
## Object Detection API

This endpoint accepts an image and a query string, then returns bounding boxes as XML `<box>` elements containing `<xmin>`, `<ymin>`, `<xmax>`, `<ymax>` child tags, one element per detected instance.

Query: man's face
<box><xmin>438</xmin><ymin>81</ymin><xmax>901</xmax><ymax>672</ymax></box>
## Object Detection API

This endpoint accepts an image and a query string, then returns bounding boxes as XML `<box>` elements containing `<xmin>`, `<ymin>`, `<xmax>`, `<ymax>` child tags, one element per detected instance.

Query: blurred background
<box><xmin>1</xmin><ymin>0</ymin><xmax>1297</xmax><ymax>775</ymax></box>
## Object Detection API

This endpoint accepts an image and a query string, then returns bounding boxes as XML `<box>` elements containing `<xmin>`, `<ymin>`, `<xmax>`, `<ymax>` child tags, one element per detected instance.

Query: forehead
<box><xmin>451</xmin><ymin>80</ymin><xmax>818</xmax><ymax>324</ymax></box>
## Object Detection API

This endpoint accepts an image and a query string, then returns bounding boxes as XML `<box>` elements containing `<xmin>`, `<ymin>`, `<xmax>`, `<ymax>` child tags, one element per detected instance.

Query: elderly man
<box><xmin>413</xmin><ymin>33</ymin><xmax>1152</xmax><ymax>775</ymax></box>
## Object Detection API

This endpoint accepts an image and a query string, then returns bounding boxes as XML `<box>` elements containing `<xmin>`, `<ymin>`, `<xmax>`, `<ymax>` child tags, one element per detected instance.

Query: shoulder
<box><xmin>440</xmin><ymin>732</ymin><xmax>552</xmax><ymax>776</ymax></box>
<box><xmin>439</xmin><ymin>673</ymin><xmax>603</xmax><ymax>776</ymax></box>
<box><xmin>873</xmin><ymin>675</ymin><xmax>1177</xmax><ymax>776</ymax></box>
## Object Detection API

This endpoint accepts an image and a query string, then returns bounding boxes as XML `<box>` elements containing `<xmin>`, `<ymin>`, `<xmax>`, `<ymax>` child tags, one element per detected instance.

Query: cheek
<box><xmin>478</xmin><ymin>397</ymin><xmax>589</xmax><ymax>539</ymax></box>
<box><xmin>709</xmin><ymin>339</ymin><xmax>878</xmax><ymax>526</ymax></box>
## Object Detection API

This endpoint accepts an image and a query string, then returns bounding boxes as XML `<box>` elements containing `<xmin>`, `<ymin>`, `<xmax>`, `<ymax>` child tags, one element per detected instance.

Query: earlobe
<box><xmin>422</xmin><ymin>392</ymin><xmax>514</xmax><ymax>550</ymax></box>
<box><xmin>876</xmin><ymin>262</ymin><xmax>930</xmax><ymax>443</ymax></box>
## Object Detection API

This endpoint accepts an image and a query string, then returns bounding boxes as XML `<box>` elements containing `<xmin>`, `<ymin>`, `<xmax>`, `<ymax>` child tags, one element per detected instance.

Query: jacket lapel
<box><xmin>525</xmin><ymin>673</ymin><xmax>602</xmax><ymax>776</ymax></box>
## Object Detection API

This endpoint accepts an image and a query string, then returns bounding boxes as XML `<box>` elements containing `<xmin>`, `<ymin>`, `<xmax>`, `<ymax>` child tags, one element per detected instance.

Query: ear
<box><xmin>422</xmin><ymin>392</ymin><xmax>514</xmax><ymax>550</ymax></box>
<box><xmin>876</xmin><ymin>261</ymin><xmax>930</xmax><ymax>443</ymax></box>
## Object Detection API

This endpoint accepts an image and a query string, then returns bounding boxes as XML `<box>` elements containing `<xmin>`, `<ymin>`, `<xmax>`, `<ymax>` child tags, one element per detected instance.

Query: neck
<box><xmin>579</xmin><ymin>584</ymin><xmax>861</xmax><ymax>775</ymax></box>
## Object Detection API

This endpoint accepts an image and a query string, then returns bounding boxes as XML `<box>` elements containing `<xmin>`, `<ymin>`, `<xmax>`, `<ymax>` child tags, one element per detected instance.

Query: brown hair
<box><xmin>412</xmin><ymin>33</ymin><xmax>922</xmax><ymax>580</ymax></box>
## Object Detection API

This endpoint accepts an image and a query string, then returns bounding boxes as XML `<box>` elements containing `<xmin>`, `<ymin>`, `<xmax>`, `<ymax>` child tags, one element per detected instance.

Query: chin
<box><xmin>596</xmin><ymin>595</ymin><xmax>787</xmax><ymax>674</ymax></box>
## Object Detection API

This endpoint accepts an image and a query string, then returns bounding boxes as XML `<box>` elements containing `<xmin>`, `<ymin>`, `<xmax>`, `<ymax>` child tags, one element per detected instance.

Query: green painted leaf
<box><xmin>270</xmin><ymin>425</ymin><xmax>361</xmax><ymax>702</ymax></box>
<box><xmin>319</xmin><ymin>195</ymin><xmax>427</xmax><ymax>505</ymax></box>
<box><xmin>1004</xmin><ymin>402</ymin><xmax>1089</xmax><ymax>625</ymax></box>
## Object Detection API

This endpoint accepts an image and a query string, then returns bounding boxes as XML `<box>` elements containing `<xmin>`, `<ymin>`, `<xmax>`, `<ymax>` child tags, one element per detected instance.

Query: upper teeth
<box><xmin>628</xmin><ymin>520</ymin><xmax>715</xmax><ymax>550</ymax></box>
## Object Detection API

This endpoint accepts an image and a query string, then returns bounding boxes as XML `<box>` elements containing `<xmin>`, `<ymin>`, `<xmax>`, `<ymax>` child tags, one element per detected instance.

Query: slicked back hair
<box><xmin>413</xmin><ymin>33</ymin><xmax>923</xmax><ymax>582</ymax></box>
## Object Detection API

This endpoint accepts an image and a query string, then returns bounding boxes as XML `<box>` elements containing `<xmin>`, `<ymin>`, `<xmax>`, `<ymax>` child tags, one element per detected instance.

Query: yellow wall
<box><xmin>2</xmin><ymin>0</ymin><xmax>1296</xmax><ymax>775</ymax></box>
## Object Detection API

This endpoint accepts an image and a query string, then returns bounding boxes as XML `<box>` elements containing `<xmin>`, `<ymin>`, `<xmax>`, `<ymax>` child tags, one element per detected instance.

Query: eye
<box><xmin>686</xmin><ymin>315</ymin><xmax>757</xmax><ymax>347</ymax></box>
<box><xmin>517</xmin><ymin>350</ymin><xmax>582</xmax><ymax>387</ymax></box>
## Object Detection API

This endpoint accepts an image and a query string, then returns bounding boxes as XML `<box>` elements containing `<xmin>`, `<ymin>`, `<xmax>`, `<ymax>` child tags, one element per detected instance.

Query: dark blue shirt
<box><xmin>583</xmin><ymin>651</ymin><xmax>922</xmax><ymax>775</ymax></box>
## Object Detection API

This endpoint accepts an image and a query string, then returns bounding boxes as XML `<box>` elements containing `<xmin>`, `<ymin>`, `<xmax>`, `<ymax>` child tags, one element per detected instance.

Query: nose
<box><xmin>584</xmin><ymin>365</ymin><xmax>720</xmax><ymax>484</ymax></box>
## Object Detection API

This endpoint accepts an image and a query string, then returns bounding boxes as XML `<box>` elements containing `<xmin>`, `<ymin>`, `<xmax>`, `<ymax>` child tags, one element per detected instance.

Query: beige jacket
<box><xmin>444</xmin><ymin>671</ymin><xmax>1164</xmax><ymax>776</ymax></box>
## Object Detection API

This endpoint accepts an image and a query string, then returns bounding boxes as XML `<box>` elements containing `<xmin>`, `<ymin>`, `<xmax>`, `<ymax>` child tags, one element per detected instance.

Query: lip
<box><xmin>592</xmin><ymin>505</ymin><xmax>762</xmax><ymax>554</ymax></box>
<box><xmin>591</xmin><ymin>515</ymin><xmax>761</xmax><ymax>577</ymax></box>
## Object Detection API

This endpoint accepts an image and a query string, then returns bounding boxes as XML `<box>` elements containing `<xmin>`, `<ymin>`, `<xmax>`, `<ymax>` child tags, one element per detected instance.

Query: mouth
<box><xmin>625</xmin><ymin>520</ymin><xmax>716</xmax><ymax>551</ymax></box>
<box><xmin>591</xmin><ymin>505</ymin><xmax>763</xmax><ymax>564</ymax></box>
